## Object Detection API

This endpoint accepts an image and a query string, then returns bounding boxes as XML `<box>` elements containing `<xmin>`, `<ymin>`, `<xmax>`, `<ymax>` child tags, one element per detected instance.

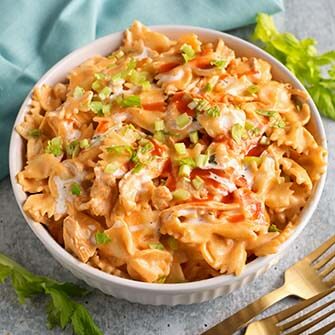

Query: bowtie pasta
<box><xmin>16</xmin><ymin>21</ymin><xmax>327</xmax><ymax>283</ymax></box>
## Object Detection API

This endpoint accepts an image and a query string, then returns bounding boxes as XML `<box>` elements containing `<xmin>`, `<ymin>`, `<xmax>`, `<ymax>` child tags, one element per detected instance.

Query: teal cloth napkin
<box><xmin>0</xmin><ymin>0</ymin><xmax>284</xmax><ymax>180</ymax></box>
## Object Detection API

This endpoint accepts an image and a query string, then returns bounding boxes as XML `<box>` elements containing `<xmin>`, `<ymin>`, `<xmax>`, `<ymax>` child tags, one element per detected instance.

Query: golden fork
<box><xmin>245</xmin><ymin>287</ymin><xmax>335</xmax><ymax>335</ymax></box>
<box><xmin>203</xmin><ymin>235</ymin><xmax>335</xmax><ymax>335</ymax></box>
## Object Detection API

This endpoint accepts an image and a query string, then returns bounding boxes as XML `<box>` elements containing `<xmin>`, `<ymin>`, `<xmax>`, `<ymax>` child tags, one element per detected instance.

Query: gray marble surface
<box><xmin>1</xmin><ymin>0</ymin><xmax>335</xmax><ymax>334</ymax></box>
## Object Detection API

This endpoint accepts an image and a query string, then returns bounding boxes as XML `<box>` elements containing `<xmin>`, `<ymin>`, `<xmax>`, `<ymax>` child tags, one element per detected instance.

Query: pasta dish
<box><xmin>16</xmin><ymin>22</ymin><xmax>327</xmax><ymax>283</ymax></box>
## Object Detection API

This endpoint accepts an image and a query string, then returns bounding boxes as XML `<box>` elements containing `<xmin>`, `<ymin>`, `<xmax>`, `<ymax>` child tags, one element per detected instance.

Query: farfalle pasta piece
<box><xmin>63</xmin><ymin>211</ymin><xmax>103</xmax><ymax>263</ymax></box>
<box><xmin>124</xmin><ymin>20</ymin><xmax>174</xmax><ymax>52</ymax></box>
<box><xmin>127</xmin><ymin>249</ymin><xmax>173</xmax><ymax>283</ymax></box>
<box><xmin>98</xmin><ymin>218</ymin><xmax>136</xmax><ymax>261</ymax></box>
<box><xmin>118</xmin><ymin>157</ymin><xmax>166</xmax><ymax>212</ymax></box>
<box><xmin>160</xmin><ymin>202</ymin><xmax>257</xmax><ymax>244</ymax></box>
<box><xmin>23</xmin><ymin>193</ymin><xmax>55</xmax><ymax>224</ymax></box>
<box><xmin>34</xmin><ymin>84</ymin><xmax>63</xmax><ymax>111</ymax></box>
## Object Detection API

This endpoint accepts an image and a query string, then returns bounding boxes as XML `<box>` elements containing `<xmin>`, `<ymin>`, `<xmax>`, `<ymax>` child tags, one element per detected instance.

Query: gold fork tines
<box><xmin>245</xmin><ymin>287</ymin><xmax>335</xmax><ymax>335</ymax></box>
<box><xmin>202</xmin><ymin>235</ymin><xmax>335</xmax><ymax>335</ymax></box>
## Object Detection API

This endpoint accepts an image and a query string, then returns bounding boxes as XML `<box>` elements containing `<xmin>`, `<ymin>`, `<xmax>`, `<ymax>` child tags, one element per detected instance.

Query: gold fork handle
<box><xmin>202</xmin><ymin>284</ymin><xmax>291</xmax><ymax>335</ymax></box>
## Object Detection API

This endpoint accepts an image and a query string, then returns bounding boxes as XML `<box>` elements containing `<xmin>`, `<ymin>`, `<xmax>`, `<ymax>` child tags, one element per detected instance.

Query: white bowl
<box><xmin>9</xmin><ymin>25</ymin><xmax>327</xmax><ymax>305</ymax></box>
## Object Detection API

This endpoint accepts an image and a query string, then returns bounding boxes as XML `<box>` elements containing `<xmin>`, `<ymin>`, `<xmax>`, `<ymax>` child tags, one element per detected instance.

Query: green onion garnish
<box><xmin>107</xmin><ymin>145</ymin><xmax>133</xmax><ymax>155</ymax></box>
<box><xmin>66</xmin><ymin>140</ymin><xmax>80</xmax><ymax>158</ymax></box>
<box><xmin>91</xmin><ymin>80</ymin><xmax>102</xmax><ymax>92</ymax></box>
<box><xmin>132</xmin><ymin>163</ymin><xmax>144</xmax><ymax>174</ymax></box>
<box><xmin>204</xmin><ymin>83</ymin><xmax>213</xmax><ymax>92</ymax></box>
<box><xmin>154</xmin><ymin>120</ymin><xmax>165</xmax><ymax>131</ymax></box>
<box><xmin>231</xmin><ymin>123</ymin><xmax>248</xmax><ymax>144</ymax></box>
<box><xmin>192</xmin><ymin>176</ymin><xmax>204</xmax><ymax>190</ymax></box>
<box><xmin>189</xmin><ymin>131</ymin><xmax>199</xmax><ymax>144</ymax></box>
<box><xmin>98</xmin><ymin>87</ymin><xmax>112</xmax><ymax>100</ymax></box>
<box><xmin>70</xmin><ymin>182</ymin><xmax>81</xmax><ymax>196</ymax></box>
<box><xmin>94</xmin><ymin>73</ymin><xmax>106</xmax><ymax>80</ymax></box>
<box><xmin>89</xmin><ymin>101</ymin><xmax>103</xmax><ymax>115</ymax></box>
<box><xmin>179</xmin><ymin>164</ymin><xmax>192</xmax><ymax>177</ymax></box>
<box><xmin>45</xmin><ymin>137</ymin><xmax>63</xmax><ymax>157</ymax></box>
<box><xmin>167</xmin><ymin>236</ymin><xmax>178</xmax><ymax>251</ymax></box>
<box><xmin>95</xmin><ymin>231</ymin><xmax>111</xmax><ymax>245</ymax></box>
<box><xmin>268</xmin><ymin>224</ymin><xmax>281</xmax><ymax>233</ymax></box>
<box><xmin>119</xmin><ymin>95</ymin><xmax>141</xmax><ymax>108</ymax></box>
<box><xmin>243</xmin><ymin>156</ymin><xmax>263</xmax><ymax>166</ymax></box>
<box><xmin>140</xmin><ymin>141</ymin><xmax>154</xmax><ymax>154</ymax></box>
<box><xmin>177</xmin><ymin>157</ymin><xmax>196</xmax><ymax>167</ymax></box>
<box><xmin>28</xmin><ymin>128</ymin><xmax>41</xmax><ymax>138</ymax></box>
<box><xmin>247</xmin><ymin>85</ymin><xmax>259</xmax><ymax>95</ymax></box>
<box><xmin>104</xmin><ymin>162</ymin><xmax>119</xmax><ymax>174</ymax></box>
<box><xmin>79</xmin><ymin>139</ymin><xmax>90</xmax><ymax>149</ymax></box>
<box><xmin>174</xmin><ymin>143</ymin><xmax>187</xmax><ymax>155</ymax></box>
<box><xmin>148</xmin><ymin>242</ymin><xmax>165</xmax><ymax>250</ymax></box>
<box><xmin>73</xmin><ymin>86</ymin><xmax>85</xmax><ymax>98</ymax></box>
<box><xmin>154</xmin><ymin>131</ymin><xmax>166</xmax><ymax>143</ymax></box>
<box><xmin>176</xmin><ymin>113</ymin><xmax>192</xmax><ymax>129</ymax></box>
<box><xmin>172</xmin><ymin>189</ymin><xmax>191</xmax><ymax>201</ymax></box>
<box><xmin>195</xmin><ymin>154</ymin><xmax>209</xmax><ymax>168</ymax></box>
<box><xmin>210</xmin><ymin>59</ymin><xmax>227</xmax><ymax>70</ymax></box>
<box><xmin>180</xmin><ymin>43</ymin><xmax>195</xmax><ymax>63</ymax></box>
<box><xmin>102</xmin><ymin>104</ymin><xmax>111</xmax><ymax>115</ymax></box>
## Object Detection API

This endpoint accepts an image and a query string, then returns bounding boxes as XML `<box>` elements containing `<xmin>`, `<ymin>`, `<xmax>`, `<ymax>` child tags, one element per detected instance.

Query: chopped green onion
<box><xmin>268</xmin><ymin>224</ymin><xmax>281</xmax><ymax>233</ymax></box>
<box><xmin>192</xmin><ymin>176</ymin><xmax>204</xmax><ymax>190</ymax></box>
<box><xmin>102</xmin><ymin>104</ymin><xmax>111</xmax><ymax>115</ymax></box>
<box><xmin>45</xmin><ymin>137</ymin><xmax>63</xmax><ymax>157</ymax></box>
<box><xmin>195</xmin><ymin>154</ymin><xmax>209</xmax><ymax>168</ymax></box>
<box><xmin>176</xmin><ymin>113</ymin><xmax>192</xmax><ymax>129</ymax></box>
<box><xmin>127</xmin><ymin>58</ymin><xmax>137</xmax><ymax>71</ymax></box>
<box><xmin>79</xmin><ymin>139</ymin><xmax>90</xmax><ymax>149</ymax></box>
<box><xmin>73</xmin><ymin>86</ymin><xmax>85</xmax><ymax>98</ymax></box>
<box><xmin>174</xmin><ymin>143</ymin><xmax>187</xmax><ymax>155</ymax></box>
<box><xmin>89</xmin><ymin>101</ymin><xmax>103</xmax><ymax>115</ymax></box>
<box><xmin>154</xmin><ymin>120</ymin><xmax>165</xmax><ymax>131</ymax></box>
<box><xmin>154</xmin><ymin>131</ymin><xmax>166</xmax><ymax>142</ymax></box>
<box><xmin>247</xmin><ymin>85</ymin><xmax>259</xmax><ymax>95</ymax></box>
<box><xmin>107</xmin><ymin>145</ymin><xmax>133</xmax><ymax>155</ymax></box>
<box><xmin>256</xmin><ymin>110</ymin><xmax>286</xmax><ymax>128</ymax></box>
<box><xmin>172</xmin><ymin>189</ymin><xmax>191</xmax><ymax>201</ymax></box>
<box><xmin>91</xmin><ymin>80</ymin><xmax>102</xmax><ymax>92</ymax></box>
<box><xmin>207</xmin><ymin>105</ymin><xmax>220</xmax><ymax>117</ymax></box>
<box><xmin>132</xmin><ymin>162</ymin><xmax>144</xmax><ymax>174</ymax></box>
<box><xmin>177</xmin><ymin>157</ymin><xmax>196</xmax><ymax>167</ymax></box>
<box><xmin>155</xmin><ymin>276</ymin><xmax>167</xmax><ymax>283</ymax></box>
<box><xmin>28</xmin><ymin>128</ymin><xmax>41</xmax><ymax>138</ymax></box>
<box><xmin>204</xmin><ymin>83</ymin><xmax>212</xmax><ymax>92</ymax></box>
<box><xmin>148</xmin><ymin>242</ymin><xmax>165</xmax><ymax>250</ymax></box>
<box><xmin>270</xmin><ymin>113</ymin><xmax>286</xmax><ymax>128</ymax></box>
<box><xmin>94</xmin><ymin>73</ymin><xmax>106</xmax><ymax>80</ymax></box>
<box><xmin>119</xmin><ymin>95</ymin><xmax>141</xmax><ymax>108</ymax></box>
<box><xmin>66</xmin><ymin>140</ymin><xmax>80</xmax><ymax>158</ymax></box>
<box><xmin>180</xmin><ymin>43</ymin><xmax>195</xmax><ymax>63</ymax></box>
<box><xmin>243</xmin><ymin>156</ymin><xmax>263</xmax><ymax>166</ymax></box>
<box><xmin>130</xmin><ymin>70</ymin><xmax>151</xmax><ymax>89</ymax></box>
<box><xmin>179</xmin><ymin>164</ymin><xmax>192</xmax><ymax>177</ymax></box>
<box><xmin>70</xmin><ymin>182</ymin><xmax>81</xmax><ymax>196</ymax></box>
<box><xmin>210</xmin><ymin>59</ymin><xmax>227</xmax><ymax>70</ymax></box>
<box><xmin>167</xmin><ymin>236</ymin><xmax>178</xmax><ymax>251</ymax></box>
<box><xmin>188</xmin><ymin>98</ymin><xmax>220</xmax><ymax>117</ymax></box>
<box><xmin>231</xmin><ymin>123</ymin><xmax>248</xmax><ymax>144</ymax></box>
<box><xmin>256</xmin><ymin>110</ymin><xmax>276</xmax><ymax>117</ymax></box>
<box><xmin>245</xmin><ymin>121</ymin><xmax>255</xmax><ymax>131</ymax></box>
<box><xmin>95</xmin><ymin>231</ymin><xmax>111</xmax><ymax>245</ymax></box>
<box><xmin>104</xmin><ymin>162</ymin><xmax>119</xmax><ymax>174</ymax></box>
<box><xmin>98</xmin><ymin>87</ymin><xmax>112</xmax><ymax>100</ymax></box>
<box><xmin>140</xmin><ymin>141</ymin><xmax>154</xmax><ymax>154</ymax></box>
<box><xmin>189</xmin><ymin>131</ymin><xmax>199</xmax><ymax>144</ymax></box>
